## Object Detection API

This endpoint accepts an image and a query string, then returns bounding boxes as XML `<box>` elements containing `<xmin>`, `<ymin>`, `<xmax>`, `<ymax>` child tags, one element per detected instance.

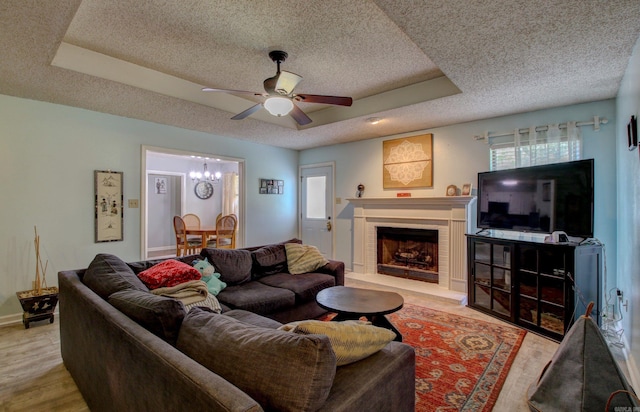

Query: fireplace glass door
<box><xmin>376</xmin><ymin>227</ymin><xmax>438</xmax><ymax>283</ymax></box>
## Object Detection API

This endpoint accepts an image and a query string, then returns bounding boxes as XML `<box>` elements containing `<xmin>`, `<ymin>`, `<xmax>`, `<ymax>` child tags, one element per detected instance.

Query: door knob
<box><xmin>326</xmin><ymin>221</ymin><xmax>332</xmax><ymax>231</ymax></box>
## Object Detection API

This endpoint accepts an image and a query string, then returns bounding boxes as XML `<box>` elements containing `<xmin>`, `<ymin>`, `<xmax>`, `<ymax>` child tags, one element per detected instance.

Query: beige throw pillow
<box><xmin>284</xmin><ymin>243</ymin><xmax>329</xmax><ymax>274</ymax></box>
<box><xmin>279</xmin><ymin>320</ymin><xmax>396</xmax><ymax>365</ymax></box>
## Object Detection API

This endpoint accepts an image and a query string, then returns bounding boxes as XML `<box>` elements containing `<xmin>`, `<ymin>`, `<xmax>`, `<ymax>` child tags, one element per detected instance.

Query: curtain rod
<box><xmin>473</xmin><ymin>115</ymin><xmax>608</xmax><ymax>141</ymax></box>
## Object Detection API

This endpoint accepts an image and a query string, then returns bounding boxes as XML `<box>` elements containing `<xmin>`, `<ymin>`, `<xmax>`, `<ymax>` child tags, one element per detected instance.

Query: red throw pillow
<box><xmin>137</xmin><ymin>259</ymin><xmax>201</xmax><ymax>289</ymax></box>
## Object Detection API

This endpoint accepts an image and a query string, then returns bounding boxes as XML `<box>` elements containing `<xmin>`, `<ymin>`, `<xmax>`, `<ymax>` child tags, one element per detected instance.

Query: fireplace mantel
<box><xmin>347</xmin><ymin>196</ymin><xmax>475</xmax><ymax>207</ymax></box>
<box><xmin>348</xmin><ymin>196</ymin><xmax>477</xmax><ymax>294</ymax></box>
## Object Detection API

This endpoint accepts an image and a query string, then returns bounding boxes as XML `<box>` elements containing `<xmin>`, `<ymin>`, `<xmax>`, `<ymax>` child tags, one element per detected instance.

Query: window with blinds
<box><xmin>489</xmin><ymin>123</ymin><xmax>582</xmax><ymax>171</ymax></box>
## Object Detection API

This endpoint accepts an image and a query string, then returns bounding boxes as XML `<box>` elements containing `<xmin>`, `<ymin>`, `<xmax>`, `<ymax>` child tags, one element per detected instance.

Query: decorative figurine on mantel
<box><xmin>15</xmin><ymin>226</ymin><xmax>59</xmax><ymax>329</ymax></box>
<box><xmin>356</xmin><ymin>184</ymin><xmax>365</xmax><ymax>198</ymax></box>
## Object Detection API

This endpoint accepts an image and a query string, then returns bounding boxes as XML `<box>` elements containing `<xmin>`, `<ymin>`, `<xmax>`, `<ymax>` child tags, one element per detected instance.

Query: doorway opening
<box><xmin>141</xmin><ymin>146</ymin><xmax>245</xmax><ymax>260</ymax></box>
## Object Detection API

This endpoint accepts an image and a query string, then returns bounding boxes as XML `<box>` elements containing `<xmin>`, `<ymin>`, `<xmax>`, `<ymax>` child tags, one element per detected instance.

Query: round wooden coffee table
<box><xmin>316</xmin><ymin>286</ymin><xmax>404</xmax><ymax>341</ymax></box>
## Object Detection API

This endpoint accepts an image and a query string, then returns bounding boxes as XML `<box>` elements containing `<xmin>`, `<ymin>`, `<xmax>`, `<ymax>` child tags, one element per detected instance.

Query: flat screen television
<box><xmin>477</xmin><ymin>159</ymin><xmax>594</xmax><ymax>238</ymax></box>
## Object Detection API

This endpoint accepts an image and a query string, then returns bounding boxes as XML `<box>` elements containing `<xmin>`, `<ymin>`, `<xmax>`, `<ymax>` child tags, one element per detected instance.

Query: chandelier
<box><xmin>189</xmin><ymin>161</ymin><xmax>221</xmax><ymax>183</ymax></box>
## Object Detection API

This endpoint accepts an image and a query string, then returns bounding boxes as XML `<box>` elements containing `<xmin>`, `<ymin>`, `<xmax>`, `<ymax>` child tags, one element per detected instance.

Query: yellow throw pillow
<box><xmin>279</xmin><ymin>320</ymin><xmax>396</xmax><ymax>365</ymax></box>
<box><xmin>284</xmin><ymin>243</ymin><xmax>329</xmax><ymax>274</ymax></box>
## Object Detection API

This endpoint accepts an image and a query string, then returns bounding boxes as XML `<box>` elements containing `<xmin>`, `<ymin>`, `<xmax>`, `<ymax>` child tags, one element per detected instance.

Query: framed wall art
<box><xmin>95</xmin><ymin>170</ymin><xmax>123</xmax><ymax>242</ymax></box>
<box><xmin>154</xmin><ymin>177</ymin><xmax>167</xmax><ymax>194</ymax></box>
<box><xmin>259</xmin><ymin>178</ymin><xmax>284</xmax><ymax>194</ymax></box>
<box><xmin>383</xmin><ymin>133</ymin><xmax>433</xmax><ymax>189</ymax></box>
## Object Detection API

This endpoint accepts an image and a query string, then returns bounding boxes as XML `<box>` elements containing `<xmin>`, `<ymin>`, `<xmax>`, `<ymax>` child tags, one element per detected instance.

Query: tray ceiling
<box><xmin>1</xmin><ymin>0</ymin><xmax>639</xmax><ymax>149</ymax></box>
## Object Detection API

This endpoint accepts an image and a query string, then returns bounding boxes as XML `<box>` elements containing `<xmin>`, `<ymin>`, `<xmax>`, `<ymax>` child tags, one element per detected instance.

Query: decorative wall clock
<box><xmin>194</xmin><ymin>181</ymin><xmax>214</xmax><ymax>199</ymax></box>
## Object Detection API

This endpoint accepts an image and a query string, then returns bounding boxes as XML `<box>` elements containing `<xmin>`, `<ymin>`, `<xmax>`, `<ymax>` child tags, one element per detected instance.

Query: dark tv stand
<box><xmin>466</xmin><ymin>233</ymin><xmax>602</xmax><ymax>341</ymax></box>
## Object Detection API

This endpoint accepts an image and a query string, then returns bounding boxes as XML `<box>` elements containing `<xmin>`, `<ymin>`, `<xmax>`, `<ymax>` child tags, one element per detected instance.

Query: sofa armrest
<box><xmin>319</xmin><ymin>342</ymin><xmax>415</xmax><ymax>412</ymax></box>
<box><xmin>316</xmin><ymin>260</ymin><xmax>345</xmax><ymax>286</ymax></box>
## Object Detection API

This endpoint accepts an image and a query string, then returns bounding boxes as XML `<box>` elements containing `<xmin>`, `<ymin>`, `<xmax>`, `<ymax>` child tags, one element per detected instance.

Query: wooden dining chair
<box><xmin>182</xmin><ymin>213</ymin><xmax>201</xmax><ymax>229</ymax></box>
<box><xmin>173</xmin><ymin>215</ymin><xmax>202</xmax><ymax>256</ymax></box>
<box><xmin>182</xmin><ymin>213</ymin><xmax>202</xmax><ymax>242</ymax></box>
<box><xmin>213</xmin><ymin>214</ymin><xmax>237</xmax><ymax>249</ymax></box>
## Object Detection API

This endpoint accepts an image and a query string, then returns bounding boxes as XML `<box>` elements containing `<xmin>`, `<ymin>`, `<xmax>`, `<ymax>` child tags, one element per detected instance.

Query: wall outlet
<box><xmin>128</xmin><ymin>199</ymin><xmax>139</xmax><ymax>208</ymax></box>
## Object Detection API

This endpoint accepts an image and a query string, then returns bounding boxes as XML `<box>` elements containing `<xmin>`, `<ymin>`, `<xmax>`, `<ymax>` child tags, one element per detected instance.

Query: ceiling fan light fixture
<box><xmin>264</xmin><ymin>96</ymin><xmax>294</xmax><ymax>117</ymax></box>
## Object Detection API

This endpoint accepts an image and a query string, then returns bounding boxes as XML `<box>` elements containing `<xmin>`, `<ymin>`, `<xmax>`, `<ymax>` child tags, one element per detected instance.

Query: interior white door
<box><xmin>300</xmin><ymin>164</ymin><xmax>334</xmax><ymax>258</ymax></box>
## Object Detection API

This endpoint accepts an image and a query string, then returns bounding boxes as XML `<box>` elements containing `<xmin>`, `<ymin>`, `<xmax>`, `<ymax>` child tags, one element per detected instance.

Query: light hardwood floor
<box><xmin>0</xmin><ymin>280</ymin><xmax>559</xmax><ymax>412</ymax></box>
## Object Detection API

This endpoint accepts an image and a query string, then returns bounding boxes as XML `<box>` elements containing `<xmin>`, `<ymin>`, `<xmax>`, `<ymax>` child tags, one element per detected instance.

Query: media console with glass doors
<box><xmin>466</xmin><ymin>233</ymin><xmax>602</xmax><ymax>341</ymax></box>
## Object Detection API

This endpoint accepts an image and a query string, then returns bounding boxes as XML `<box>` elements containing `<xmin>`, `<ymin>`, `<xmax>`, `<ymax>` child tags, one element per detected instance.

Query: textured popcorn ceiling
<box><xmin>0</xmin><ymin>0</ymin><xmax>639</xmax><ymax>150</ymax></box>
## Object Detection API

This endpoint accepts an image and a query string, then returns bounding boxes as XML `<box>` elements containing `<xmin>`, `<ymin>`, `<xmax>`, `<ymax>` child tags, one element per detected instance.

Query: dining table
<box><xmin>185</xmin><ymin>227</ymin><xmax>234</xmax><ymax>248</ymax></box>
<box><xmin>185</xmin><ymin>227</ymin><xmax>217</xmax><ymax>248</ymax></box>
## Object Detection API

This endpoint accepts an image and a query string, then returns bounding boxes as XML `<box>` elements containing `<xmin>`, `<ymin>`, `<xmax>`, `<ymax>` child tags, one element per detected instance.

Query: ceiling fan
<box><xmin>202</xmin><ymin>50</ymin><xmax>353</xmax><ymax>126</ymax></box>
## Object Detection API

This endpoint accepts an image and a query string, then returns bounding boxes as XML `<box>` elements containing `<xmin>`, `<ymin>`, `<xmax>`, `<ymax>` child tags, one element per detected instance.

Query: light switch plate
<box><xmin>128</xmin><ymin>199</ymin><xmax>139</xmax><ymax>208</ymax></box>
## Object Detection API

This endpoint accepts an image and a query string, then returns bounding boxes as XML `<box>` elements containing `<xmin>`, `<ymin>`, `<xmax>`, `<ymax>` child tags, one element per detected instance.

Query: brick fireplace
<box><xmin>349</xmin><ymin>197</ymin><xmax>476</xmax><ymax>293</ymax></box>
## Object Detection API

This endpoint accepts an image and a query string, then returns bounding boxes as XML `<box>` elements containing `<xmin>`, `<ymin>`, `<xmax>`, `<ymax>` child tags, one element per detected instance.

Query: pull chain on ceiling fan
<box><xmin>202</xmin><ymin>50</ymin><xmax>353</xmax><ymax>126</ymax></box>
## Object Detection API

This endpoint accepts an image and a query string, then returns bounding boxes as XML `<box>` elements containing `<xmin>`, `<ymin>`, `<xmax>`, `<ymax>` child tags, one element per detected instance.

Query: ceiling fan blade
<box><xmin>289</xmin><ymin>104</ymin><xmax>312</xmax><ymax>126</ymax></box>
<box><xmin>231</xmin><ymin>103</ymin><xmax>262</xmax><ymax>120</ymax></box>
<box><xmin>295</xmin><ymin>94</ymin><xmax>353</xmax><ymax>106</ymax></box>
<box><xmin>275</xmin><ymin>71</ymin><xmax>303</xmax><ymax>95</ymax></box>
<box><xmin>202</xmin><ymin>87</ymin><xmax>266</xmax><ymax>97</ymax></box>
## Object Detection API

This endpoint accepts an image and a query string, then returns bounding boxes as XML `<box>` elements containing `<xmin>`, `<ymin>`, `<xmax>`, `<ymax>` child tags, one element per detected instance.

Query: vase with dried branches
<box><xmin>16</xmin><ymin>226</ymin><xmax>59</xmax><ymax>328</ymax></box>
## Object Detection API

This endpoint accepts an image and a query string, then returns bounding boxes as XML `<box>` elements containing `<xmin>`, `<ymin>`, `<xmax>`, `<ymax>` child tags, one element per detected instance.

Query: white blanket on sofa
<box><xmin>151</xmin><ymin>280</ymin><xmax>208</xmax><ymax>305</ymax></box>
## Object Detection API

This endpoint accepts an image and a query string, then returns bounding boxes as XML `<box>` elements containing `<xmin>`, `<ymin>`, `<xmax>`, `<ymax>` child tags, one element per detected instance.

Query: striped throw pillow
<box><xmin>284</xmin><ymin>243</ymin><xmax>329</xmax><ymax>274</ymax></box>
<box><xmin>279</xmin><ymin>320</ymin><xmax>396</xmax><ymax>365</ymax></box>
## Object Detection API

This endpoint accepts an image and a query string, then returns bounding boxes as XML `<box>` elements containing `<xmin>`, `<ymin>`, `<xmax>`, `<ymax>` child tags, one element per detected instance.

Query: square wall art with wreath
<box><xmin>382</xmin><ymin>133</ymin><xmax>433</xmax><ymax>189</ymax></box>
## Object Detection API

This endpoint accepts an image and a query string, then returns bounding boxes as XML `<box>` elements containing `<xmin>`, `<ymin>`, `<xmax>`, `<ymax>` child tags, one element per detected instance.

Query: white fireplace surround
<box><xmin>348</xmin><ymin>197</ymin><xmax>476</xmax><ymax>294</ymax></box>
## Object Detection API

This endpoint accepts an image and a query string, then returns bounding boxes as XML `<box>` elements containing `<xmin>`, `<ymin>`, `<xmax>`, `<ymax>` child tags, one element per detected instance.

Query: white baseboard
<box><xmin>0</xmin><ymin>310</ymin><xmax>60</xmax><ymax>327</ymax></box>
<box><xmin>0</xmin><ymin>313</ymin><xmax>26</xmax><ymax>327</ymax></box>
<box><xmin>622</xmin><ymin>335</ymin><xmax>640</xmax><ymax>392</ymax></box>
<box><xmin>148</xmin><ymin>246</ymin><xmax>173</xmax><ymax>252</ymax></box>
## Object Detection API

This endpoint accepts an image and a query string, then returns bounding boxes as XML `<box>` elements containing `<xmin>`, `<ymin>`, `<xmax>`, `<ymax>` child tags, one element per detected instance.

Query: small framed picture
<box><xmin>155</xmin><ymin>177</ymin><xmax>167</xmax><ymax>194</ymax></box>
<box><xmin>259</xmin><ymin>178</ymin><xmax>284</xmax><ymax>194</ymax></box>
<box><xmin>461</xmin><ymin>183</ymin><xmax>472</xmax><ymax>196</ymax></box>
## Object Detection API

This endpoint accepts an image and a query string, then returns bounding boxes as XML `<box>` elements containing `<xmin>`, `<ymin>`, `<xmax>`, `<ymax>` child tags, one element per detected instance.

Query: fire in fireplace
<box><xmin>376</xmin><ymin>226</ymin><xmax>439</xmax><ymax>283</ymax></box>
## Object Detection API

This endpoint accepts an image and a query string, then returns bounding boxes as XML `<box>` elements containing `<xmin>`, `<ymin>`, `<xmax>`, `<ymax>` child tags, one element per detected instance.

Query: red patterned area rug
<box><xmin>386</xmin><ymin>303</ymin><xmax>526</xmax><ymax>411</ymax></box>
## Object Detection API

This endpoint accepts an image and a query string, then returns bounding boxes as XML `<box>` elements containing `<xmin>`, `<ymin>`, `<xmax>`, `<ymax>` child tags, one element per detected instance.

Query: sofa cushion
<box><xmin>177</xmin><ymin>308</ymin><xmax>336</xmax><ymax>412</ymax></box>
<box><xmin>83</xmin><ymin>253</ymin><xmax>149</xmax><ymax>299</ymax></box>
<box><xmin>258</xmin><ymin>272</ymin><xmax>336</xmax><ymax>303</ymax></box>
<box><xmin>216</xmin><ymin>281</ymin><xmax>295</xmax><ymax>315</ymax></box>
<box><xmin>242</xmin><ymin>238</ymin><xmax>303</xmax><ymax>252</ymax></box>
<box><xmin>250</xmin><ymin>244</ymin><xmax>288</xmax><ymax>278</ymax></box>
<box><xmin>284</xmin><ymin>243</ymin><xmax>330</xmax><ymax>275</ymax></box>
<box><xmin>137</xmin><ymin>259</ymin><xmax>201</xmax><ymax>290</ymax></box>
<box><xmin>223</xmin><ymin>309</ymin><xmax>283</xmax><ymax>329</ymax></box>
<box><xmin>199</xmin><ymin>248</ymin><xmax>252</xmax><ymax>285</ymax></box>
<box><xmin>279</xmin><ymin>320</ymin><xmax>396</xmax><ymax>366</ymax></box>
<box><xmin>108</xmin><ymin>289</ymin><xmax>185</xmax><ymax>345</ymax></box>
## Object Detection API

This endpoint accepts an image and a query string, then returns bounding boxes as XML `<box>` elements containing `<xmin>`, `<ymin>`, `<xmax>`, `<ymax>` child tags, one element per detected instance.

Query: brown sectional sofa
<box><xmin>199</xmin><ymin>240</ymin><xmax>345</xmax><ymax>322</ymax></box>
<box><xmin>58</xmin><ymin>241</ymin><xmax>416</xmax><ymax>411</ymax></box>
